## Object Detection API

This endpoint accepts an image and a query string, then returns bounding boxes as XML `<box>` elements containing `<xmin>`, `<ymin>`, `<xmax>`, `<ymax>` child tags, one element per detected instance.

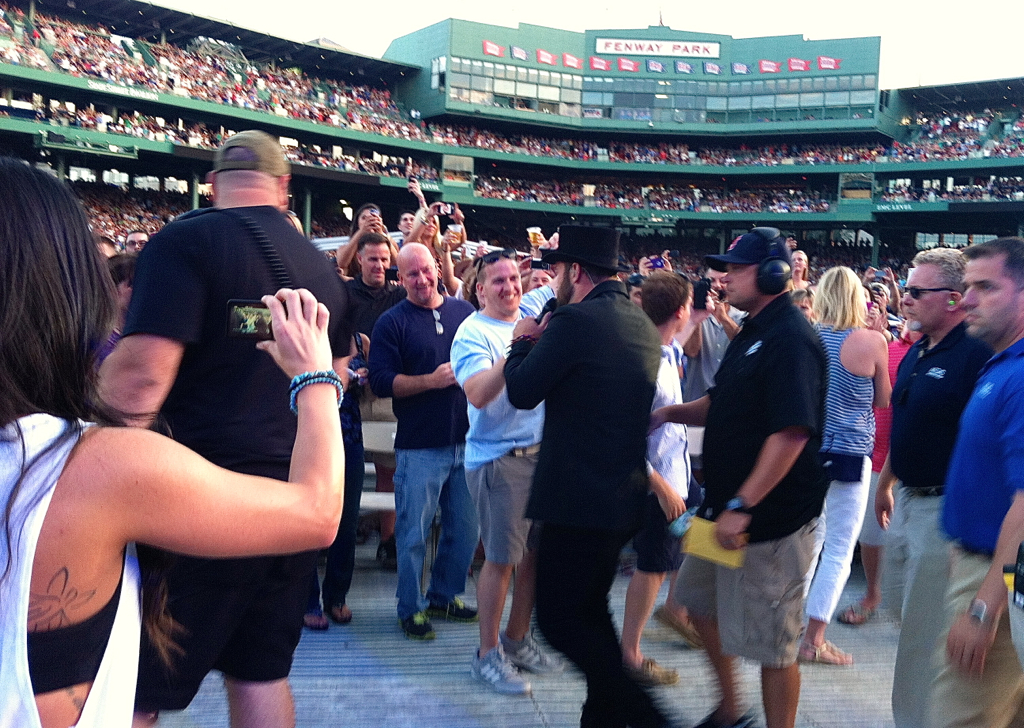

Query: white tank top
<box><xmin>0</xmin><ymin>414</ymin><xmax>140</xmax><ymax>728</ymax></box>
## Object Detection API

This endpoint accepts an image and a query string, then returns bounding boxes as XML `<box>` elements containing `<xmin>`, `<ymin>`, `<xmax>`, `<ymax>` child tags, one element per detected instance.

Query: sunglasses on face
<box><xmin>906</xmin><ymin>286</ymin><xmax>955</xmax><ymax>299</ymax></box>
<box><xmin>474</xmin><ymin>248</ymin><xmax>518</xmax><ymax>270</ymax></box>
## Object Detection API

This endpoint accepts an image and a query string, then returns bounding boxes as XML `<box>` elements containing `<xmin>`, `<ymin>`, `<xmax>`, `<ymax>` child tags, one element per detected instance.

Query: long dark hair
<box><xmin>0</xmin><ymin>158</ymin><xmax>181</xmax><ymax>664</ymax></box>
<box><xmin>348</xmin><ymin>201</ymin><xmax>381</xmax><ymax>236</ymax></box>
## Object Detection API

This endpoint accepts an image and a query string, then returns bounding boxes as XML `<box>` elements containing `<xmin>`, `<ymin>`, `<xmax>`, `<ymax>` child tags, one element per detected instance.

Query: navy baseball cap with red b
<box><xmin>705</xmin><ymin>227</ymin><xmax>790</xmax><ymax>272</ymax></box>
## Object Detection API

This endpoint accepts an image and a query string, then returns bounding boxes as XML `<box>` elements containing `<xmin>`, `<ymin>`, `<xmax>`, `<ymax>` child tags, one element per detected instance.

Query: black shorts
<box><xmin>632</xmin><ymin>493</ymin><xmax>684</xmax><ymax>574</ymax></box>
<box><xmin>135</xmin><ymin>551</ymin><xmax>316</xmax><ymax>712</ymax></box>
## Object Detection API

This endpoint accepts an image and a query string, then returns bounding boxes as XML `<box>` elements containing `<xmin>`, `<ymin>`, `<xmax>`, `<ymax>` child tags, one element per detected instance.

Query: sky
<box><xmin>155</xmin><ymin>0</ymin><xmax>1024</xmax><ymax>91</ymax></box>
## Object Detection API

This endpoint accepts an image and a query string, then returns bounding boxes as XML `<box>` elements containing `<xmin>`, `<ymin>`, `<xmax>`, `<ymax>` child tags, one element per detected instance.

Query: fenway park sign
<box><xmin>594</xmin><ymin>38</ymin><xmax>720</xmax><ymax>58</ymax></box>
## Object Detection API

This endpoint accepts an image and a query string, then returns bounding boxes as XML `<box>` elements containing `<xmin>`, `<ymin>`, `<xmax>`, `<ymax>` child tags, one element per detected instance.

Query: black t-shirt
<box><xmin>124</xmin><ymin>205</ymin><xmax>351</xmax><ymax>479</ymax></box>
<box><xmin>890</xmin><ymin>322</ymin><xmax>992</xmax><ymax>490</ymax></box>
<box><xmin>702</xmin><ymin>294</ymin><xmax>829</xmax><ymax>542</ymax></box>
<box><xmin>345</xmin><ymin>276</ymin><xmax>406</xmax><ymax>338</ymax></box>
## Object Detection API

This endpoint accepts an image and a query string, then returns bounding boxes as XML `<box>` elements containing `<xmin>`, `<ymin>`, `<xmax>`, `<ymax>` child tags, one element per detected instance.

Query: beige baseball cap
<box><xmin>213</xmin><ymin>130</ymin><xmax>290</xmax><ymax>177</ymax></box>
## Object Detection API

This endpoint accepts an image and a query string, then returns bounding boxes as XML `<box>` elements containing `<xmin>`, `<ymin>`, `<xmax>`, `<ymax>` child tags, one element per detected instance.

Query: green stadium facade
<box><xmin>2</xmin><ymin>0</ymin><xmax>1024</xmax><ymax>261</ymax></box>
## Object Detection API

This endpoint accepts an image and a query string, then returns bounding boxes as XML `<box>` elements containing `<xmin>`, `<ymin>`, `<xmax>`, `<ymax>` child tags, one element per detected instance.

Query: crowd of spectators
<box><xmin>6</xmin><ymin>8</ymin><xmax>1024</xmax><ymax>173</ymax></box>
<box><xmin>887</xmin><ymin>110</ymin><xmax>993</xmax><ymax>162</ymax></box>
<box><xmin>6</xmin><ymin>9</ymin><xmax>1024</xmax><ymax>172</ymax></box>
<box><xmin>880</xmin><ymin>176</ymin><xmax>1024</xmax><ymax>203</ymax></box>
<box><xmin>73</xmin><ymin>181</ymin><xmax>191</xmax><ymax>242</ymax></box>
<box><xmin>426</xmin><ymin>124</ymin><xmax>601</xmax><ymax>160</ymax></box>
<box><xmin>992</xmin><ymin>116</ymin><xmax>1024</xmax><ymax>158</ymax></box>
<box><xmin>39</xmin><ymin>104</ymin><xmax>441</xmax><ymax>180</ymax></box>
<box><xmin>477</xmin><ymin>175</ymin><xmax>833</xmax><ymax>213</ymax></box>
<box><xmin>1</xmin><ymin>5</ymin><xmax>410</xmax><ymax>133</ymax></box>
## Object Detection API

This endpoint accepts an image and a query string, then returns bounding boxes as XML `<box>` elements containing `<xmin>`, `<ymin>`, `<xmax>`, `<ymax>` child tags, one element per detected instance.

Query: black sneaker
<box><xmin>426</xmin><ymin>596</ymin><xmax>478</xmax><ymax>622</ymax></box>
<box><xmin>376</xmin><ymin>535</ymin><xmax>397</xmax><ymax>571</ymax></box>
<box><xmin>399</xmin><ymin>611</ymin><xmax>436</xmax><ymax>640</ymax></box>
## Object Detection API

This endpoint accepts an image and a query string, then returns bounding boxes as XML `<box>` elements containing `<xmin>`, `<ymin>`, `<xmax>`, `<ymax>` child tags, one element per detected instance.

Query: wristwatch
<box><xmin>968</xmin><ymin>598</ymin><xmax>989</xmax><ymax>625</ymax></box>
<box><xmin>724</xmin><ymin>497</ymin><xmax>748</xmax><ymax>514</ymax></box>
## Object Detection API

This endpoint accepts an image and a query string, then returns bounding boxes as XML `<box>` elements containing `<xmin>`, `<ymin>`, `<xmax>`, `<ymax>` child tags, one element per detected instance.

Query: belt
<box><xmin>507</xmin><ymin>444</ymin><xmax>541</xmax><ymax>458</ymax></box>
<box><xmin>903</xmin><ymin>485</ymin><xmax>944</xmax><ymax>497</ymax></box>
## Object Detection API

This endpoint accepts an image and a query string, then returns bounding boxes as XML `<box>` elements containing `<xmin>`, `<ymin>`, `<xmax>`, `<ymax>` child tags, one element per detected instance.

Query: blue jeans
<box><xmin>393</xmin><ymin>444</ymin><xmax>479</xmax><ymax>620</ymax></box>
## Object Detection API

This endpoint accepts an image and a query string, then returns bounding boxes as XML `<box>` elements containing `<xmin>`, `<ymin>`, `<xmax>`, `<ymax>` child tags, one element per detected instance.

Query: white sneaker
<box><xmin>501</xmin><ymin>632</ymin><xmax>566</xmax><ymax>675</ymax></box>
<box><xmin>471</xmin><ymin>645</ymin><xmax>532</xmax><ymax>695</ymax></box>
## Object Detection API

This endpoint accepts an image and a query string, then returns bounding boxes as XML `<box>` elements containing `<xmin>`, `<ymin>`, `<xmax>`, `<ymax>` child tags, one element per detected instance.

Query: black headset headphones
<box><xmin>749</xmin><ymin>227</ymin><xmax>793</xmax><ymax>296</ymax></box>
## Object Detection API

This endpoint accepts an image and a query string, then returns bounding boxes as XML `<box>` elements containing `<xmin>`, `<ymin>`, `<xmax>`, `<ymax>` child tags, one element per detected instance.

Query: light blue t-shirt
<box><xmin>519</xmin><ymin>285</ymin><xmax>555</xmax><ymax>319</ymax></box>
<box><xmin>451</xmin><ymin>311</ymin><xmax>545</xmax><ymax>471</ymax></box>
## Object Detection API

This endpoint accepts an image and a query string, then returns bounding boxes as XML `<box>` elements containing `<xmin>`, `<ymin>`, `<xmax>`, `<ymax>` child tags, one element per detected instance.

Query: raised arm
<box><xmin>67</xmin><ymin>288</ymin><xmax>345</xmax><ymax>558</ymax></box>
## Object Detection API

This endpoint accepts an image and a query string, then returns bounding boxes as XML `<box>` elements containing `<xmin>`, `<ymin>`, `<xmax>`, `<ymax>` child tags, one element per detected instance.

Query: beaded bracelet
<box><xmin>289</xmin><ymin>370</ymin><xmax>344</xmax><ymax>415</ymax></box>
<box><xmin>510</xmin><ymin>334</ymin><xmax>538</xmax><ymax>347</ymax></box>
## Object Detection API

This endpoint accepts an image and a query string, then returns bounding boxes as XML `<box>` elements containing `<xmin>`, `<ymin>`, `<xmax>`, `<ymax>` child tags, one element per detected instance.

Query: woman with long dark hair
<box><xmin>0</xmin><ymin>158</ymin><xmax>344</xmax><ymax>727</ymax></box>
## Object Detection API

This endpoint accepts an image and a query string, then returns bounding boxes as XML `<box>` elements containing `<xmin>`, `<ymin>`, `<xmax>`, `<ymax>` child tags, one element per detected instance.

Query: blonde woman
<box><xmin>791</xmin><ymin>250</ymin><xmax>812</xmax><ymax>291</ymax></box>
<box><xmin>799</xmin><ymin>266</ymin><xmax>891</xmax><ymax>665</ymax></box>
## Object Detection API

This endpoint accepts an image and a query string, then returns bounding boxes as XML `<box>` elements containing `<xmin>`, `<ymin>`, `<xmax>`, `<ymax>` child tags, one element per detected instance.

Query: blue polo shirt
<box><xmin>942</xmin><ymin>338</ymin><xmax>1024</xmax><ymax>554</ymax></box>
<box><xmin>889</xmin><ymin>323</ymin><xmax>992</xmax><ymax>490</ymax></box>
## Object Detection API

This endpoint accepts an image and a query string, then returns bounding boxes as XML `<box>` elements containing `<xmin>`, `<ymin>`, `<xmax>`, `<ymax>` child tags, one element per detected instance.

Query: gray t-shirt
<box><xmin>683</xmin><ymin>307</ymin><xmax>746</xmax><ymax>402</ymax></box>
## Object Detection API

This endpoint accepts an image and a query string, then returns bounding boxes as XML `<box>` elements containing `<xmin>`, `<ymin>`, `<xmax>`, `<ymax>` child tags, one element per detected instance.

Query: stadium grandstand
<box><xmin>2</xmin><ymin>0</ymin><xmax>1024</xmax><ymax>267</ymax></box>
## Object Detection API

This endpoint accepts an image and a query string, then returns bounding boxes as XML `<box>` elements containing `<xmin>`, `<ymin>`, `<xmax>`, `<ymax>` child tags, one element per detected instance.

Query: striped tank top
<box><xmin>817</xmin><ymin>326</ymin><xmax>875</xmax><ymax>457</ymax></box>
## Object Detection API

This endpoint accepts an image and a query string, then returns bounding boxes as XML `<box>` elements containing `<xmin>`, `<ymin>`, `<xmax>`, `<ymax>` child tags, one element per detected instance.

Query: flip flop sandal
<box><xmin>837</xmin><ymin>603</ymin><xmax>877</xmax><ymax>626</ymax></box>
<box><xmin>798</xmin><ymin>640</ymin><xmax>853</xmax><ymax>665</ymax></box>
<box><xmin>303</xmin><ymin>611</ymin><xmax>329</xmax><ymax>631</ymax></box>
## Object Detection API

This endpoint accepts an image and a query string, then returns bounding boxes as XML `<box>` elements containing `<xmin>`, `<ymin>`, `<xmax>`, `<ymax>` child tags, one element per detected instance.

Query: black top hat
<box><xmin>543</xmin><ymin>226</ymin><xmax>620</xmax><ymax>273</ymax></box>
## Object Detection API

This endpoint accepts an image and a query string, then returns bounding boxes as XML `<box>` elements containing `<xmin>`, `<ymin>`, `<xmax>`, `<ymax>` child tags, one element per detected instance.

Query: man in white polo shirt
<box><xmin>451</xmin><ymin>249</ymin><xmax>563</xmax><ymax>695</ymax></box>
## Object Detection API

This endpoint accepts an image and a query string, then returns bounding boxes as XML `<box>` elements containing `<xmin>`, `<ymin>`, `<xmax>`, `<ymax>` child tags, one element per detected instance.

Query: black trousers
<box><xmin>535</xmin><ymin>523</ymin><xmax>671</xmax><ymax>728</ymax></box>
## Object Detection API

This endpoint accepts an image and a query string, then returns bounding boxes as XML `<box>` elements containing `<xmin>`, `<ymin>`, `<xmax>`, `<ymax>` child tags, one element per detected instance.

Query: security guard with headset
<box><xmin>651</xmin><ymin>226</ymin><xmax>830</xmax><ymax>728</ymax></box>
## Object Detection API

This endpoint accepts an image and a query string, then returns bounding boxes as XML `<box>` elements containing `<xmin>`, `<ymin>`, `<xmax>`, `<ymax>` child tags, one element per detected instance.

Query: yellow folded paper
<box><xmin>683</xmin><ymin>516</ymin><xmax>747</xmax><ymax>569</ymax></box>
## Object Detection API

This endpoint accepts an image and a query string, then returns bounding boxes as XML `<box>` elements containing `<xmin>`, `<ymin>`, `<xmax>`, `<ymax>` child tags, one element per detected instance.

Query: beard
<box><xmin>556</xmin><ymin>271</ymin><xmax>574</xmax><ymax>306</ymax></box>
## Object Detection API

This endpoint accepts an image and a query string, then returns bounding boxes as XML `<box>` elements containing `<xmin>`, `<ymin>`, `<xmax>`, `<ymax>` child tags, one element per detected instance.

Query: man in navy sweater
<box><xmin>368</xmin><ymin>243</ymin><xmax>479</xmax><ymax>640</ymax></box>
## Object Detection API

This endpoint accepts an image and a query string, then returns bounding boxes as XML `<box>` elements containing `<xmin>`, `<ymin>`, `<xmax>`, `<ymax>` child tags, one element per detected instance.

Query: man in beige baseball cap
<box><xmin>208</xmin><ymin>130</ymin><xmax>292</xmax><ymax>212</ymax></box>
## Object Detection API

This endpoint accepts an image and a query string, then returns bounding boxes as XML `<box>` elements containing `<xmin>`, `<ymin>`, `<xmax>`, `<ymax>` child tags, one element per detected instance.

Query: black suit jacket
<box><xmin>505</xmin><ymin>280</ymin><xmax>662</xmax><ymax>531</ymax></box>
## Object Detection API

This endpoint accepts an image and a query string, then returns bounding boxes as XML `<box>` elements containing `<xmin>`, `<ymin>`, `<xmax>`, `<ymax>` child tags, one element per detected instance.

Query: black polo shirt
<box><xmin>345</xmin><ymin>276</ymin><xmax>406</xmax><ymax>337</ymax></box>
<box><xmin>702</xmin><ymin>294</ymin><xmax>829</xmax><ymax>543</ymax></box>
<box><xmin>889</xmin><ymin>322</ymin><xmax>992</xmax><ymax>490</ymax></box>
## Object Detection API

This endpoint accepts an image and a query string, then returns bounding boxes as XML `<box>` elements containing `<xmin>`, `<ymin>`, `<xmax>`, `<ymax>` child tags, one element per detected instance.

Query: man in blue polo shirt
<box><xmin>929</xmin><ymin>237</ymin><xmax>1024</xmax><ymax>728</ymax></box>
<box><xmin>873</xmin><ymin>248</ymin><xmax>991</xmax><ymax>728</ymax></box>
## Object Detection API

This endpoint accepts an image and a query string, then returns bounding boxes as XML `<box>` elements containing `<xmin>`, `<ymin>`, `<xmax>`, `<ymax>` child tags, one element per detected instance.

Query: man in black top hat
<box><xmin>504</xmin><ymin>226</ymin><xmax>669</xmax><ymax>728</ymax></box>
<box><xmin>651</xmin><ymin>228</ymin><xmax>828</xmax><ymax>728</ymax></box>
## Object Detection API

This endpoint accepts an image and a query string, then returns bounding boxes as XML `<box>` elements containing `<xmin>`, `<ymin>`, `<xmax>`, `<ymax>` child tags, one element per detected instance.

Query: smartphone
<box><xmin>226</xmin><ymin>299</ymin><xmax>273</xmax><ymax>340</ymax></box>
<box><xmin>530</xmin><ymin>259</ymin><xmax>551</xmax><ymax>270</ymax></box>
<box><xmin>693</xmin><ymin>278</ymin><xmax>713</xmax><ymax>311</ymax></box>
<box><xmin>408</xmin><ymin>175</ymin><xmax>417</xmax><ymax>183</ymax></box>
<box><xmin>649</xmin><ymin>256</ymin><xmax>666</xmax><ymax>269</ymax></box>
<box><xmin>437</xmin><ymin>203</ymin><xmax>453</xmax><ymax>216</ymax></box>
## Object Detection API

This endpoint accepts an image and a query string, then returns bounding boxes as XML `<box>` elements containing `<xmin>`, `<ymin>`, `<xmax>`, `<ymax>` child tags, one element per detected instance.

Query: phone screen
<box><xmin>226</xmin><ymin>300</ymin><xmax>273</xmax><ymax>340</ymax></box>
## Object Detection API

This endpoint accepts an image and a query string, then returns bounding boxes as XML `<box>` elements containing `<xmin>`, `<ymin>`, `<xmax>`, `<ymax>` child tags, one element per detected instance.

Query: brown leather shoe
<box><xmin>624</xmin><ymin>657</ymin><xmax>679</xmax><ymax>686</ymax></box>
<box><xmin>653</xmin><ymin>606</ymin><xmax>705</xmax><ymax>650</ymax></box>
